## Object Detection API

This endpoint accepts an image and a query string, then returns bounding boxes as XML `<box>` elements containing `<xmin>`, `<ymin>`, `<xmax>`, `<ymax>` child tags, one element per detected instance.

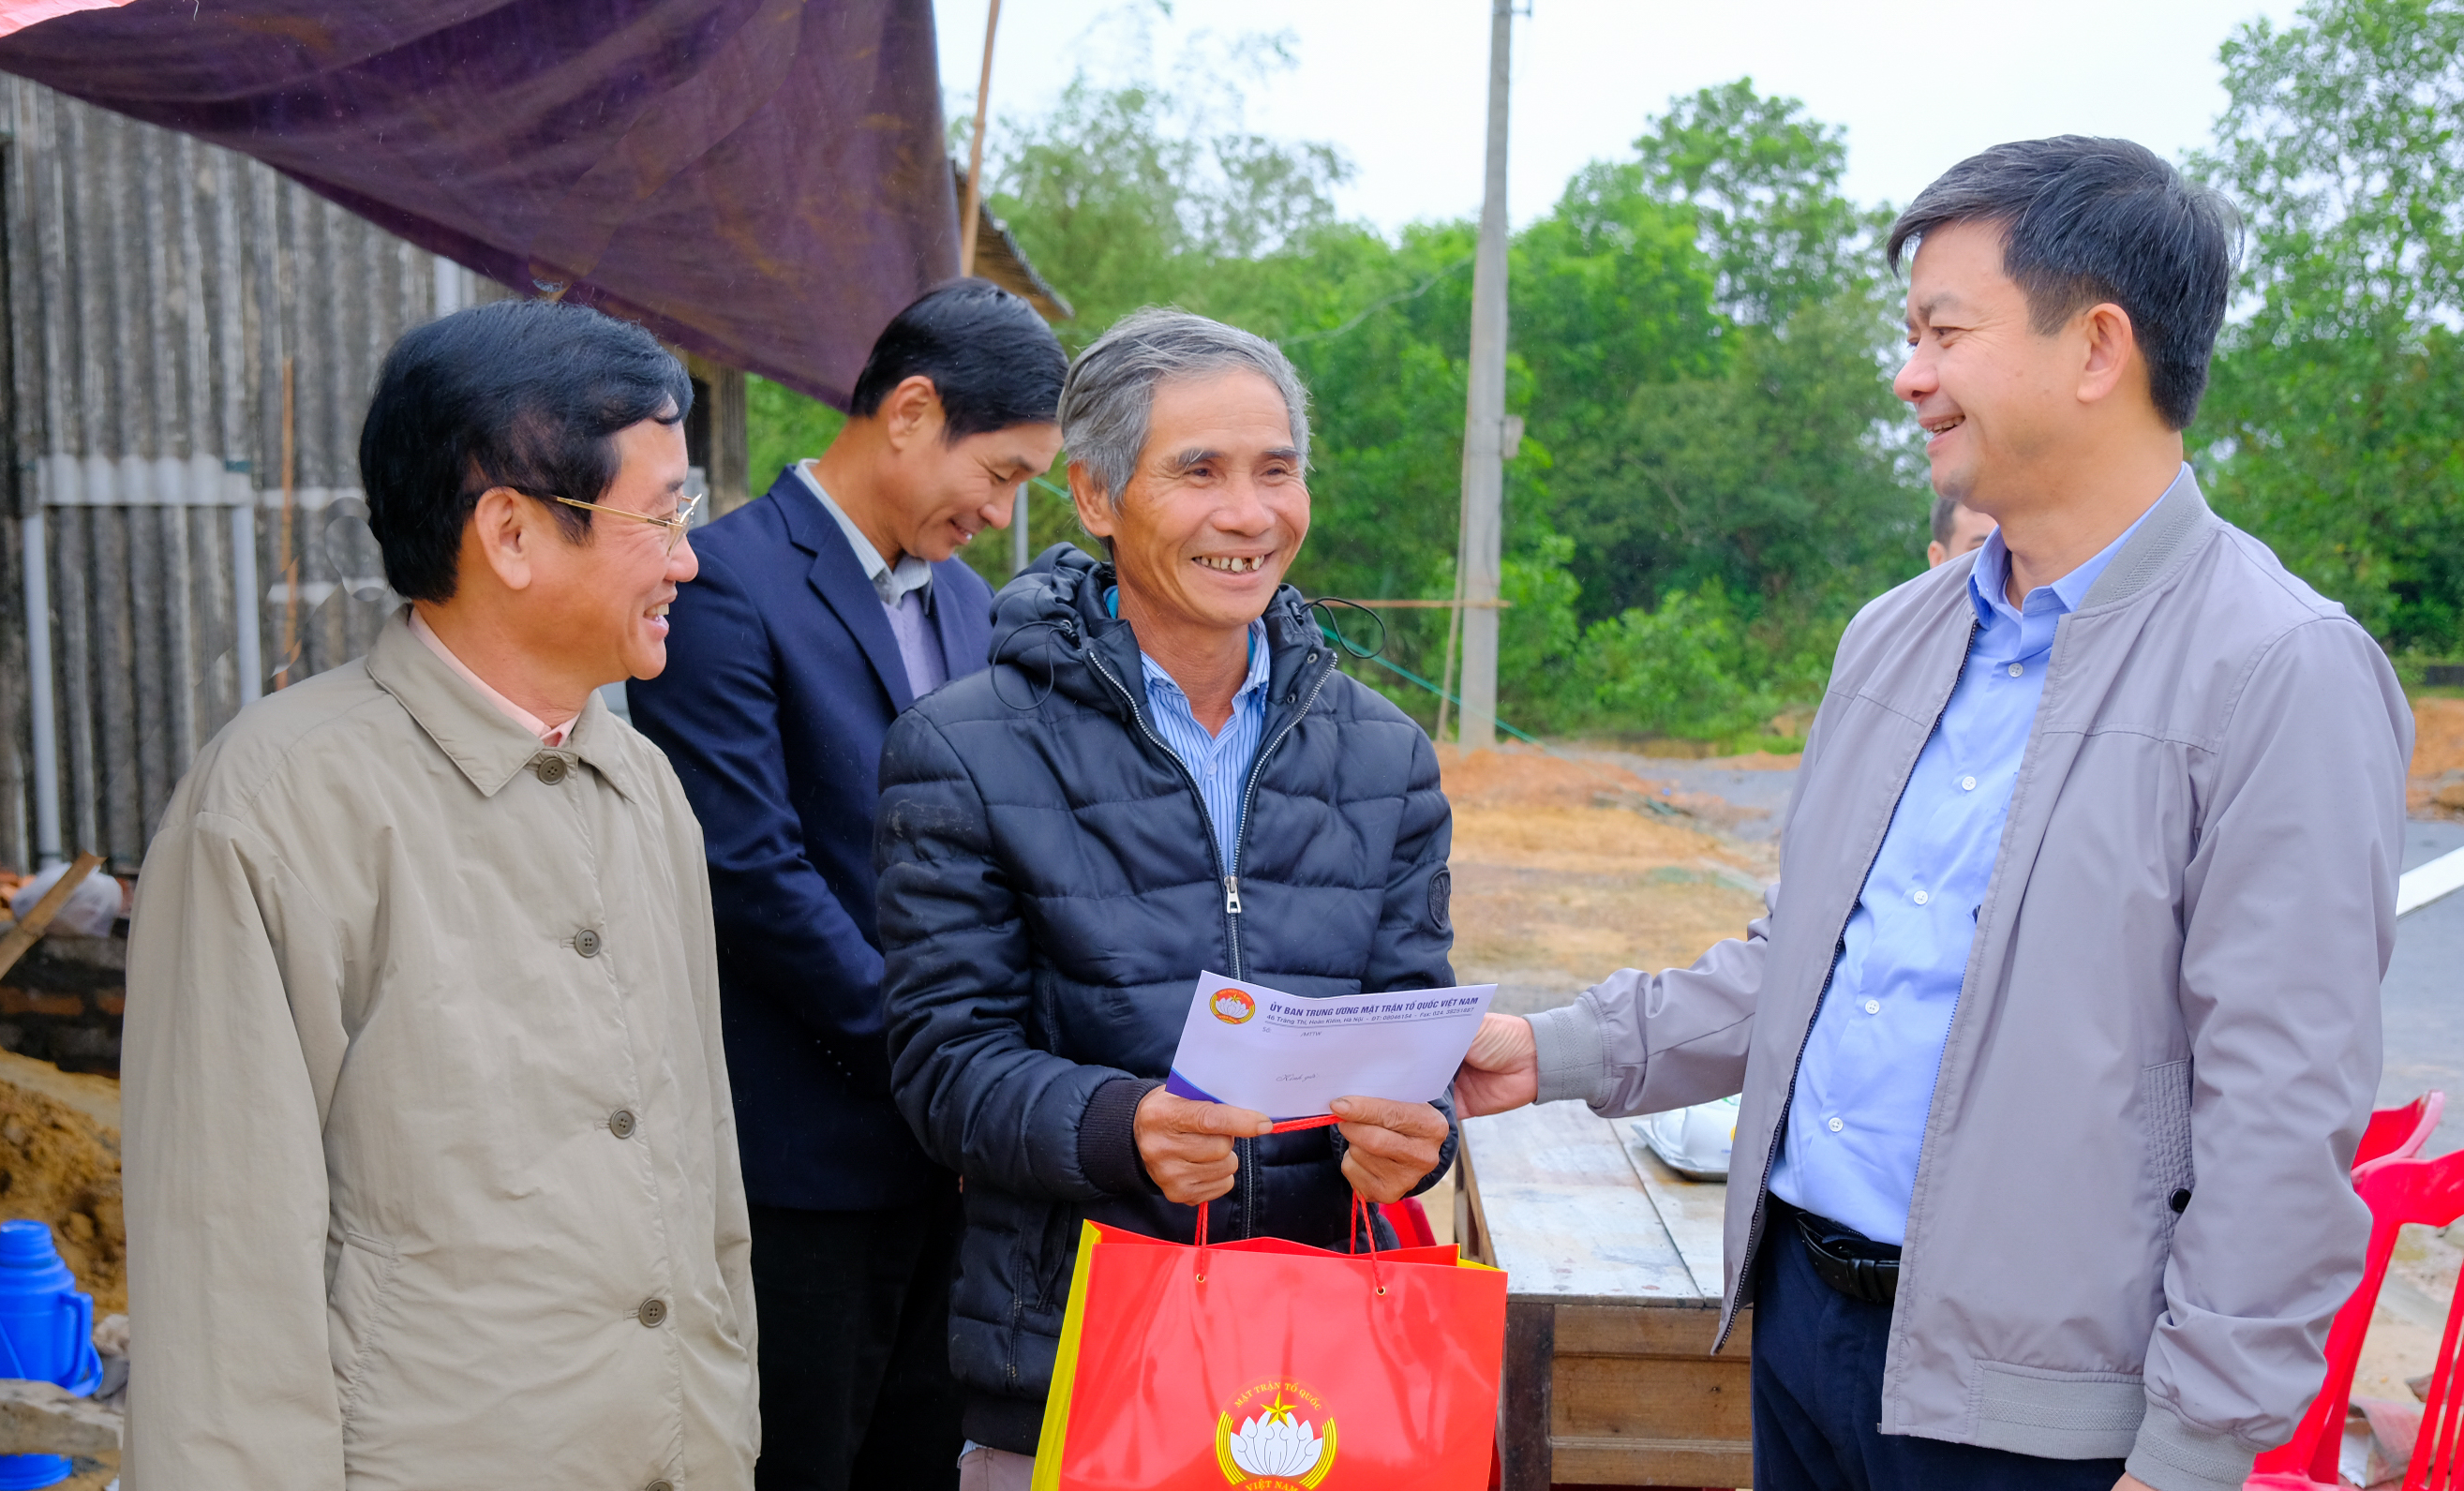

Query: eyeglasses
<box><xmin>548</xmin><ymin>489</ymin><xmax>704</xmax><ymax>555</ymax></box>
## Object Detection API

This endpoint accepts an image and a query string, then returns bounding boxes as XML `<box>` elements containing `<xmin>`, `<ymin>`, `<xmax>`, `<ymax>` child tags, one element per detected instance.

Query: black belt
<box><xmin>1778</xmin><ymin>1199</ymin><xmax>1901</xmax><ymax>1306</ymax></box>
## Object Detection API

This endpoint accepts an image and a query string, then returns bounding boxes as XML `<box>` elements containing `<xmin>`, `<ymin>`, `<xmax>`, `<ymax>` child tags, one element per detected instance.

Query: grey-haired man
<box><xmin>873</xmin><ymin>308</ymin><xmax>1460</xmax><ymax>1486</ymax></box>
<box><xmin>1461</xmin><ymin>139</ymin><xmax>2410</xmax><ymax>1491</ymax></box>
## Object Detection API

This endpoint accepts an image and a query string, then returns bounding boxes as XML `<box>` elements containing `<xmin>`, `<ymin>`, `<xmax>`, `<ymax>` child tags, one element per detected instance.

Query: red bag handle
<box><xmin>1349</xmin><ymin>1193</ymin><xmax>1388</xmax><ymax>1299</ymax></box>
<box><xmin>1189</xmin><ymin>1194</ymin><xmax>1388</xmax><ymax>1298</ymax></box>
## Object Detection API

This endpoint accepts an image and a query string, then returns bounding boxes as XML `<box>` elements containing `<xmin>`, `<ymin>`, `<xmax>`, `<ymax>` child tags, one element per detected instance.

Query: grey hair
<box><xmin>1056</xmin><ymin>307</ymin><xmax>1311</xmax><ymax>511</ymax></box>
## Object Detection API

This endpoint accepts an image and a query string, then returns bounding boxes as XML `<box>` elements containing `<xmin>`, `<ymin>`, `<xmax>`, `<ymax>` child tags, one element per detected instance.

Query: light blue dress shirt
<box><xmin>1767</xmin><ymin>489</ymin><xmax>2163</xmax><ymax>1245</ymax></box>
<box><xmin>1109</xmin><ymin>589</ymin><xmax>1272</xmax><ymax>872</ymax></box>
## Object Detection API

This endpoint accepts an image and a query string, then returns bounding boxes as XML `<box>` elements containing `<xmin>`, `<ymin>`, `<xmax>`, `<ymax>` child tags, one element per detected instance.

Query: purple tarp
<box><xmin>0</xmin><ymin>0</ymin><xmax>961</xmax><ymax>407</ymax></box>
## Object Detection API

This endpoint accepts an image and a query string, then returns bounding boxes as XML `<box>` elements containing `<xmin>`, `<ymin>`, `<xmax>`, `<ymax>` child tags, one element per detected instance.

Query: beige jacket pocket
<box><xmin>325</xmin><ymin>1229</ymin><xmax>402</xmax><ymax>1422</ymax></box>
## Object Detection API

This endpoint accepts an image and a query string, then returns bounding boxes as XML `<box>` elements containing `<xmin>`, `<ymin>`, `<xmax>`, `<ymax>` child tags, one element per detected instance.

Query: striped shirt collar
<box><xmin>1135</xmin><ymin>619</ymin><xmax>1272</xmax><ymax>722</ymax></box>
<box><xmin>1103</xmin><ymin>586</ymin><xmax>1270</xmax><ymax>720</ymax></box>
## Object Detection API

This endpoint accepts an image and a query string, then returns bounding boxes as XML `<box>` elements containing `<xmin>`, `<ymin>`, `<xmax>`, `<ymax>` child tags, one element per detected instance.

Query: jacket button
<box><xmin>575</xmin><ymin>929</ymin><xmax>603</xmax><ymax>958</ymax></box>
<box><xmin>608</xmin><ymin>1108</ymin><xmax>637</xmax><ymax>1140</ymax></box>
<box><xmin>646</xmin><ymin>1483</ymin><xmax>674</xmax><ymax>1491</ymax></box>
<box><xmin>532</xmin><ymin>754</ymin><xmax>569</xmax><ymax>784</ymax></box>
<box><xmin>638</xmin><ymin>1296</ymin><xmax>667</xmax><ymax>1328</ymax></box>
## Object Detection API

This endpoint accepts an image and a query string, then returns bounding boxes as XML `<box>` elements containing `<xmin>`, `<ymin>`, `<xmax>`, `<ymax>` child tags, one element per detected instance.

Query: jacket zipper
<box><xmin>1717</xmin><ymin>618</ymin><xmax>1978</xmax><ymax>1353</ymax></box>
<box><xmin>1083</xmin><ymin>647</ymin><xmax>1237</xmax><ymax>927</ymax></box>
<box><xmin>1085</xmin><ymin>633</ymin><xmax>1337</xmax><ymax>1242</ymax></box>
<box><xmin>1224</xmin><ymin>651</ymin><xmax>1337</xmax><ymax>1240</ymax></box>
<box><xmin>1084</xmin><ymin>639</ymin><xmax>1337</xmax><ymax>979</ymax></box>
<box><xmin>1224</xmin><ymin>656</ymin><xmax>1337</xmax><ymax>968</ymax></box>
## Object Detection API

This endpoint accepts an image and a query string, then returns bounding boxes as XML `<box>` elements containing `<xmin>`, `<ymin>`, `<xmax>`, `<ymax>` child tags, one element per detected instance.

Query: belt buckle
<box><xmin>1794</xmin><ymin>1212</ymin><xmax>1899</xmax><ymax>1306</ymax></box>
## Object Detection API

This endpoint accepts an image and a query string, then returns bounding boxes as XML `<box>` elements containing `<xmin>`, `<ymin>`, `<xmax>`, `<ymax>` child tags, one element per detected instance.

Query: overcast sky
<box><xmin>932</xmin><ymin>0</ymin><xmax>2307</xmax><ymax>231</ymax></box>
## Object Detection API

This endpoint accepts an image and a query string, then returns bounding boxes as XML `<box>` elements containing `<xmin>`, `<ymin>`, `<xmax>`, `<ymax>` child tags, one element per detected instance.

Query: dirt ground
<box><xmin>1440</xmin><ymin>744</ymin><xmax>1778</xmax><ymax>1015</ymax></box>
<box><xmin>2411</xmin><ymin>698</ymin><xmax>2464</xmax><ymax>819</ymax></box>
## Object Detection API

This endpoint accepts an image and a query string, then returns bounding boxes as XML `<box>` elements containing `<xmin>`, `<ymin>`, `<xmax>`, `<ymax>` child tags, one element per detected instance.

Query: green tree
<box><xmin>1632</xmin><ymin>78</ymin><xmax>1874</xmax><ymax>328</ymax></box>
<box><xmin>1534</xmin><ymin>82</ymin><xmax>1920</xmax><ymax>697</ymax></box>
<box><xmin>2195</xmin><ymin>0</ymin><xmax>2464</xmax><ymax>652</ymax></box>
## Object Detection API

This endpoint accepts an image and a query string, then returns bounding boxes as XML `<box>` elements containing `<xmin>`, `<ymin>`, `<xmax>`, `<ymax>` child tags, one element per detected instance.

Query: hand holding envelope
<box><xmin>1327</xmin><ymin>1094</ymin><xmax>1454</xmax><ymax>1201</ymax></box>
<box><xmin>1132</xmin><ymin>1088</ymin><xmax>1269</xmax><ymax>1205</ymax></box>
<box><xmin>1148</xmin><ymin>973</ymin><xmax>1498</xmax><ymax>1204</ymax></box>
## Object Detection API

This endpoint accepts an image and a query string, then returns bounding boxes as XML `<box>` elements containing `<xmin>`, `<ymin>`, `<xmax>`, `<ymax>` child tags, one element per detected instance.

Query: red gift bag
<box><xmin>1030</xmin><ymin>1200</ymin><xmax>1508</xmax><ymax>1490</ymax></box>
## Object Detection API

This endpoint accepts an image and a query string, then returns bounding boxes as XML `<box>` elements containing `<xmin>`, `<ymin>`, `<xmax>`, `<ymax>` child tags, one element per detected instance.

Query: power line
<box><xmin>1276</xmin><ymin>257</ymin><xmax>1473</xmax><ymax>348</ymax></box>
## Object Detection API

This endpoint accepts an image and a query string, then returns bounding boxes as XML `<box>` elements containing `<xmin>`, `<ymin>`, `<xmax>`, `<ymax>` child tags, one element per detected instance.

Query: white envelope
<box><xmin>1163</xmin><ymin>971</ymin><xmax>1498</xmax><ymax>1122</ymax></box>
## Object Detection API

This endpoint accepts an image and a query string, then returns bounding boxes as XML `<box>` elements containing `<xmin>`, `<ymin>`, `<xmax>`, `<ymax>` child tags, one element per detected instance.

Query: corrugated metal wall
<box><xmin>0</xmin><ymin>77</ymin><xmax>473</xmax><ymax>874</ymax></box>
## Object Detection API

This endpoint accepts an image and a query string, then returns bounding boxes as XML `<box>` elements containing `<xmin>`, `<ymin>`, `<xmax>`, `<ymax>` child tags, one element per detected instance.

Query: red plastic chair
<box><xmin>2358</xmin><ymin>1093</ymin><xmax>2447</xmax><ymax>1173</ymax></box>
<box><xmin>2249</xmin><ymin>1136</ymin><xmax>2464</xmax><ymax>1487</ymax></box>
<box><xmin>2405</xmin><ymin>1242</ymin><xmax>2464</xmax><ymax>1489</ymax></box>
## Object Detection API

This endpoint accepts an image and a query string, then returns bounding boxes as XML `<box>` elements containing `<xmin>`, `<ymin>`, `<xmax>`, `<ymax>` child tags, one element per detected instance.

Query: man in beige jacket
<box><xmin>124</xmin><ymin>299</ymin><xmax>756</xmax><ymax>1489</ymax></box>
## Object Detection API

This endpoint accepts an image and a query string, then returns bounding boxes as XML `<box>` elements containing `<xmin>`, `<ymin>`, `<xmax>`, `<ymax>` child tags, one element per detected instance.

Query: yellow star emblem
<box><xmin>1262</xmin><ymin>1393</ymin><xmax>1298</xmax><ymax>1427</ymax></box>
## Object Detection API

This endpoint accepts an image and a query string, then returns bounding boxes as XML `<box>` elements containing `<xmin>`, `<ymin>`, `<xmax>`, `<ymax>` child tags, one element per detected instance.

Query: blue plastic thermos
<box><xmin>0</xmin><ymin>1220</ymin><xmax>102</xmax><ymax>1491</ymax></box>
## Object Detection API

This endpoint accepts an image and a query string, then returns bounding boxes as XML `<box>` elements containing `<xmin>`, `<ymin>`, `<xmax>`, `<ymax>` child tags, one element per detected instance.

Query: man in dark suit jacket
<box><xmin>629</xmin><ymin>280</ymin><xmax>1065</xmax><ymax>1491</ymax></box>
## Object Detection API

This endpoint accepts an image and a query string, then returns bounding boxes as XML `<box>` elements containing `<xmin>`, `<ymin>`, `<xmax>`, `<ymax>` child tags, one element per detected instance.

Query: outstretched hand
<box><xmin>1453</xmin><ymin>1012</ymin><xmax>1539</xmax><ymax>1117</ymax></box>
<box><xmin>1134</xmin><ymin>1088</ymin><xmax>1272</xmax><ymax>1205</ymax></box>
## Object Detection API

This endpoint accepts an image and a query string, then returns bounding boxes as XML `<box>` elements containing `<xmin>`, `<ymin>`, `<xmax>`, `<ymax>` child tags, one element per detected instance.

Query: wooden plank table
<box><xmin>1458</xmin><ymin>1099</ymin><xmax>1752</xmax><ymax>1489</ymax></box>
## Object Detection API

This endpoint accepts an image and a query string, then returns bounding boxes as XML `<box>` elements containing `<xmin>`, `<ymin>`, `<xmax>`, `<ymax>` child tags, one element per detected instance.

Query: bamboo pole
<box><xmin>1434</xmin><ymin>483</ymin><xmax>1473</xmax><ymax>744</ymax></box>
<box><xmin>1338</xmin><ymin>598</ymin><xmax>1512</xmax><ymax>609</ymax></box>
<box><xmin>959</xmin><ymin>0</ymin><xmax>1003</xmax><ymax>276</ymax></box>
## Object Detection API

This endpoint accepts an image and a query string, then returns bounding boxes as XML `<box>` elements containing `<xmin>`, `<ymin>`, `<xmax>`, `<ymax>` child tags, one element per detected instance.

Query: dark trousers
<box><xmin>1752</xmin><ymin>1218</ymin><xmax>2128</xmax><ymax>1491</ymax></box>
<box><xmin>750</xmin><ymin>1189</ymin><xmax>964</xmax><ymax>1491</ymax></box>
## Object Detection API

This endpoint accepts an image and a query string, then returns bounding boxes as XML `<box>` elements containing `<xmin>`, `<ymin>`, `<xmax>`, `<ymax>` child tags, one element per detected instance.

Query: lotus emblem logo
<box><xmin>1210</xmin><ymin>989</ymin><xmax>1256</xmax><ymax>1025</ymax></box>
<box><xmin>1215</xmin><ymin>1380</ymin><xmax>1337</xmax><ymax>1488</ymax></box>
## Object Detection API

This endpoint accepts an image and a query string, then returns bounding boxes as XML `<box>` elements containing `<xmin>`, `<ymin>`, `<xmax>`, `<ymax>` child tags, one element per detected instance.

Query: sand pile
<box><xmin>1440</xmin><ymin>746</ymin><xmax>1769</xmax><ymax>1012</ymax></box>
<box><xmin>0</xmin><ymin>1051</ymin><xmax>122</xmax><ymax>1314</ymax></box>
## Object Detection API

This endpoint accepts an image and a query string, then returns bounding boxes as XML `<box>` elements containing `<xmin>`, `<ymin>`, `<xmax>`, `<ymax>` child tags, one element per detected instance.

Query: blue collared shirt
<box><xmin>1767</xmin><ymin>483</ymin><xmax>2166</xmax><ymax>1244</ymax></box>
<box><xmin>1113</xmin><ymin>590</ymin><xmax>1272</xmax><ymax>872</ymax></box>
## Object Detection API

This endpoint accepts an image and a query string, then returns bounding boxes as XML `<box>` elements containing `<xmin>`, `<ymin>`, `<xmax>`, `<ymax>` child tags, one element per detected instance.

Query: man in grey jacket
<box><xmin>1457</xmin><ymin>139</ymin><xmax>2412</xmax><ymax>1491</ymax></box>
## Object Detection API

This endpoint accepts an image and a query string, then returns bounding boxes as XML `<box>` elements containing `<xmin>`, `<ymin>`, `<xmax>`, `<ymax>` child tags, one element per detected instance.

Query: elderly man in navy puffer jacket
<box><xmin>874</xmin><ymin>308</ymin><xmax>1460</xmax><ymax>1487</ymax></box>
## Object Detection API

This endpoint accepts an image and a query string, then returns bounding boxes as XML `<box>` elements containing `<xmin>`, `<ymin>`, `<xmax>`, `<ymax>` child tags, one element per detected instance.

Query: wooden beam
<box><xmin>0</xmin><ymin>853</ymin><xmax>104</xmax><ymax>984</ymax></box>
<box><xmin>0</xmin><ymin>1379</ymin><xmax>120</xmax><ymax>1456</ymax></box>
<box><xmin>958</xmin><ymin>0</ymin><xmax>1003</xmax><ymax>277</ymax></box>
<box><xmin>1546</xmin><ymin>1433</ymin><xmax>1754</xmax><ymax>1487</ymax></box>
<box><xmin>1500</xmin><ymin>1300</ymin><xmax>1554</xmax><ymax>1491</ymax></box>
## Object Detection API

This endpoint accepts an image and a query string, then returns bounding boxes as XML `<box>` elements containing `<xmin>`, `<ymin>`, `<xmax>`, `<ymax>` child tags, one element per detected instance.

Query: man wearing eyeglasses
<box><xmin>628</xmin><ymin>280</ymin><xmax>1065</xmax><ymax>1491</ymax></box>
<box><xmin>123</xmin><ymin>299</ymin><xmax>754</xmax><ymax>1491</ymax></box>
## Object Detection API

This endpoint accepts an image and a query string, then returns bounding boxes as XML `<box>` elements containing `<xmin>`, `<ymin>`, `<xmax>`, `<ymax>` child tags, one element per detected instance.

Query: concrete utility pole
<box><xmin>1456</xmin><ymin>0</ymin><xmax>1513</xmax><ymax>750</ymax></box>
